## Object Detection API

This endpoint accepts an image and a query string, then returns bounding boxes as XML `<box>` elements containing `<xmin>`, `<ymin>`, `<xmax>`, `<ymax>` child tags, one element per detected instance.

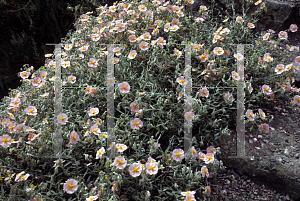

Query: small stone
<box><xmin>285</xmin><ymin>194</ymin><xmax>290</xmax><ymax>200</ymax></box>
<box><xmin>295</xmin><ymin>153</ymin><xmax>299</xmax><ymax>158</ymax></box>
<box><xmin>250</xmin><ymin>194</ymin><xmax>254</xmax><ymax>199</ymax></box>
<box><xmin>276</xmin><ymin>193</ymin><xmax>280</xmax><ymax>199</ymax></box>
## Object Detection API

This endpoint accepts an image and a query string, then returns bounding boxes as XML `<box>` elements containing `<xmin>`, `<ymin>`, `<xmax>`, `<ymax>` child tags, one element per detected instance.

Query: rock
<box><xmin>214</xmin><ymin>102</ymin><xmax>300</xmax><ymax>200</ymax></box>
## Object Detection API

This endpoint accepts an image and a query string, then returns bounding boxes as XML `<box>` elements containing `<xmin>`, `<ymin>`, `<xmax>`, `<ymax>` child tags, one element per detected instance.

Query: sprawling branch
<box><xmin>6</xmin><ymin>0</ymin><xmax>31</xmax><ymax>13</ymax></box>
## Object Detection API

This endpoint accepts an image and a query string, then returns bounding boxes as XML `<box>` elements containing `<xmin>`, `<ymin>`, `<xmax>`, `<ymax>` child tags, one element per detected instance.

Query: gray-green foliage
<box><xmin>0</xmin><ymin>0</ymin><xmax>300</xmax><ymax>200</ymax></box>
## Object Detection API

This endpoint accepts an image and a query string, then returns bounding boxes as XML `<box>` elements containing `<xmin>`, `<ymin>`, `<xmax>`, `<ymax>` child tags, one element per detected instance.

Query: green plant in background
<box><xmin>0</xmin><ymin>0</ymin><xmax>300</xmax><ymax>200</ymax></box>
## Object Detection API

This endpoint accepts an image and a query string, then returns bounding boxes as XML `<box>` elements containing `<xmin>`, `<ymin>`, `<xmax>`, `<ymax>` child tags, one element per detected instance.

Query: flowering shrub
<box><xmin>0</xmin><ymin>0</ymin><xmax>300</xmax><ymax>200</ymax></box>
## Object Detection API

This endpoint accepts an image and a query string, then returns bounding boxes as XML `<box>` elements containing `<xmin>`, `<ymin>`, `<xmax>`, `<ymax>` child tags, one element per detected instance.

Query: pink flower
<box><xmin>0</xmin><ymin>135</ymin><xmax>12</xmax><ymax>147</ymax></box>
<box><xmin>129</xmin><ymin>161</ymin><xmax>143</xmax><ymax>177</ymax></box>
<box><xmin>64</xmin><ymin>44</ymin><xmax>73</xmax><ymax>51</ymax></box>
<box><xmin>295</xmin><ymin>56</ymin><xmax>300</xmax><ymax>65</ymax></box>
<box><xmin>231</xmin><ymin>71</ymin><xmax>240</xmax><ymax>80</ymax></box>
<box><xmin>86</xmin><ymin>195</ymin><xmax>98</xmax><ymax>201</ymax></box>
<box><xmin>184</xmin><ymin>194</ymin><xmax>196</xmax><ymax>201</ymax></box>
<box><xmin>88</xmin><ymin>107</ymin><xmax>99</xmax><ymax>117</ymax></box>
<box><xmin>290</xmin><ymin>24</ymin><xmax>298</xmax><ymax>32</ymax></box>
<box><xmin>199</xmin><ymin>53</ymin><xmax>209</xmax><ymax>62</ymax></box>
<box><xmin>275</xmin><ymin>64</ymin><xmax>285</xmax><ymax>74</ymax></box>
<box><xmin>128</xmin><ymin>35</ymin><xmax>137</xmax><ymax>43</ymax></box>
<box><xmin>206</xmin><ymin>146</ymin><xmax>216</xmax><ymax>155</ymax></box>
<box><xmin>200</xmin><ymin>87</ymin><xmax>209</xmax><ymax>98</ymax></box>
<box><xmin>130</xmin><ymin>102</ymin><xmax>139</xmax><ymax>112</ymax></box>
<box><xmin>236</xmin><ymin>16</ymin><xmax>244</xmax><ymax>23</ymax></box>
<box><xmin>70</xmin><ymin>131</ymin><xmax>79</xmax><ymax>144</ymax></box>
<box><xmin>278</xmin><ymin>31</ymin><xmax>288</xmax><ymax>40</ymax></box>
<box><xmin>262</xmin><ymin>85</ymin><xmax>272</xmax><ymax>95</ymax></box>
<box><xmin>88</xmin><ymin>58</ymin><xmax>98</xmax><ymax>68</ymax></box>
<box><xmin>247</xmin><ymin>22</ymin><xmax>255</xmax><ymax>29</ymax></box>
<box><xmin>176</xmin><ymin>76</ymin><xmax>186</xmax><ymax>86</ymax></box>
<box><xmin>222</xmin><ymin>50</ymin><xmax>230</xmax><ymax>57</ymax></box>
<box><xmin>113</xmin><ymin>156</ymin><xmax>127</xmax><ymax>169</ymax></box>
<box><xmin>224</xmin><ymin>92</ymin><xmax>234</xmax><ymax>102</ymax></box>
<box><xmin>116</xmin><ymin>143</ymin><xmax>128</xmax><ymax>152</ymax></box>
<box><xmin>294</xmin><ymin>95</ymin><xmax>300</xmax><ymax>106</ymax></box>
<box><xmin>181</xmin><ymin>191</ymin><xmax>196</xmax><ymax>197</ymax></box>
<box><xmin>145</xmin><ymin>162</ymin><xmax>158</xmax><ymax>175</ymax></box>
<box><xmin>172</xmin><ymin>149</ymin><xmax>184</xmax><ymax>162</ymax></box>
<box><xmin>111</xmin><ymin>181</ymin><xmax>119</xmax><ymax>193</ymax></box>
<box><xmin>128</xmin><ymin>50</ymin><xmax>137</xmax><ymax>59</ymax></box>
<box><xmin>258</xmin><ymin>109</ymin><xmax>266</xmax><ymax>120</ymax></box>
<box><xmin>204</xmin><ymin>153</ymin><xmax>215</xmax><ymax>164</ymax></box>
<box><xmin>57</xmin><ymin>113</ymin><xmax>68</xmax><ymax>125</ymax></box>
<box><xmin>15</xmin><ymin>171</ymin><xmax>30</xmax><ymax>182</ymax></box>
<box><xmin>156</xmin><ymin>37</ymin><xmax>166</xmax><ymax>48</ymax></box>
<box><xmin>89</xmin><ymin>87</ymin><xmax>97</xmax><ymax>97</ymax></box>
<box><xmin>201</xmin><ymin>165</ymin><xmax>209</xmax><ymax>177</ymax></box>
<box><xmin>90</xmin><ymin>125</ymin><xmax>100</xmax><ymax>136</ymax></box>
<box><xmin>135</xmin><ymin>109</ymin><xmax>143</xmax><ymax>117</ymax></box>
<box><xmin>193</xmin><ymin>44</ymin><xmax>202</xmax><ymax>51</ymax></box>
<box><xmin>177</xmin><ymin>91</ymin><xmax>183</xmax><ymax>100</ymax></box>
<box><xmin>153</xmin><ymin>142</ymin><xmax>160</xmax><ymax>147</ymax></box>
<box><xmin>25</xmin><ymin>106</ymin><xmax>37</xmax><ymax>116</ymax></box>
<box><xmin>246</xmin><ymin>109</ymin><xmax>255</xmax><ymax>121</ymax></box>
<box><xmin>248</xmin><ymin>83</ymin><xmax>254</xmax><ymax>94</ymax></box>
<box><xmin>79</xmin><ymin>45</ymin><xmax>89</xmax><ymax>52</ymax></box>
<box><xmin>281</xmin><ymin>82</ymin><xmax>291</xmax><ymax>91</ymax></box>
<box><xmin>20</xmin><ymin>71</ymin><xmax>30</xmax><ymax>79</ymax></box>
<box><xmin>190</xmin><ymin>146</ymin><xmax>198</xmax><ymax>158</ymax></box>
<box><xmin>199</xmin><ymin>152</ymin><xmax>206</xmax><ymax>161</ymax></box>
<box><xmin>234</xmin><ymin>53</ymin><xmax>244</xmax><ymax>60</ymax></box>
<box><xmin>184</xmin><ymin>111</ymin><xmax>194</xmax><ymax>122</ymax></box>
<box><xmin>204</xmin><ymin>186</ymin><xmax>211</xmax><ymax>197</ymax></box>
<box><xmin>63</xmin><ymin>179</ymin><xmax>78</xmax><ymax>194</ymax></box>
<box><xmin>96</xmin><ymin>147</ymin><xmax>105</xmax><ymax>159</ymax></box>
<box><xmin>259</xmin><ymin>123</ymin><xmax>270</xmax><ymax>133</ymax></box>
<box><xmin>32</xmin><ymin>77</ymin><xmax>41</xmax><ymax>87</ymax></box>
<box><xmin>119</xmin><ymin>82</ymin><xmax>130</xmax><ymax>93</ymax></box>
<box><xmin>139</xmin><ymin>41</ymin><xmax>149</xmax><ymax>51</ymax></box>
<box><xmin>213</xmin><ymin>47</ymin><xmax>224</xmax><ymax>55</ymax></box>
<box><xmin>9</xmin><ymin>97</ymin><xmax>21</xmax><ymax>107</ymax></box>
<box><xmin>130</xmin><ymin>118</ymin><xmax>143</xmax><ymax>130</ymax></box>
<box><xmin>7</xmin><ymin>123</ymin><xmax>16</xmax><ymax>133</ymax></box>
